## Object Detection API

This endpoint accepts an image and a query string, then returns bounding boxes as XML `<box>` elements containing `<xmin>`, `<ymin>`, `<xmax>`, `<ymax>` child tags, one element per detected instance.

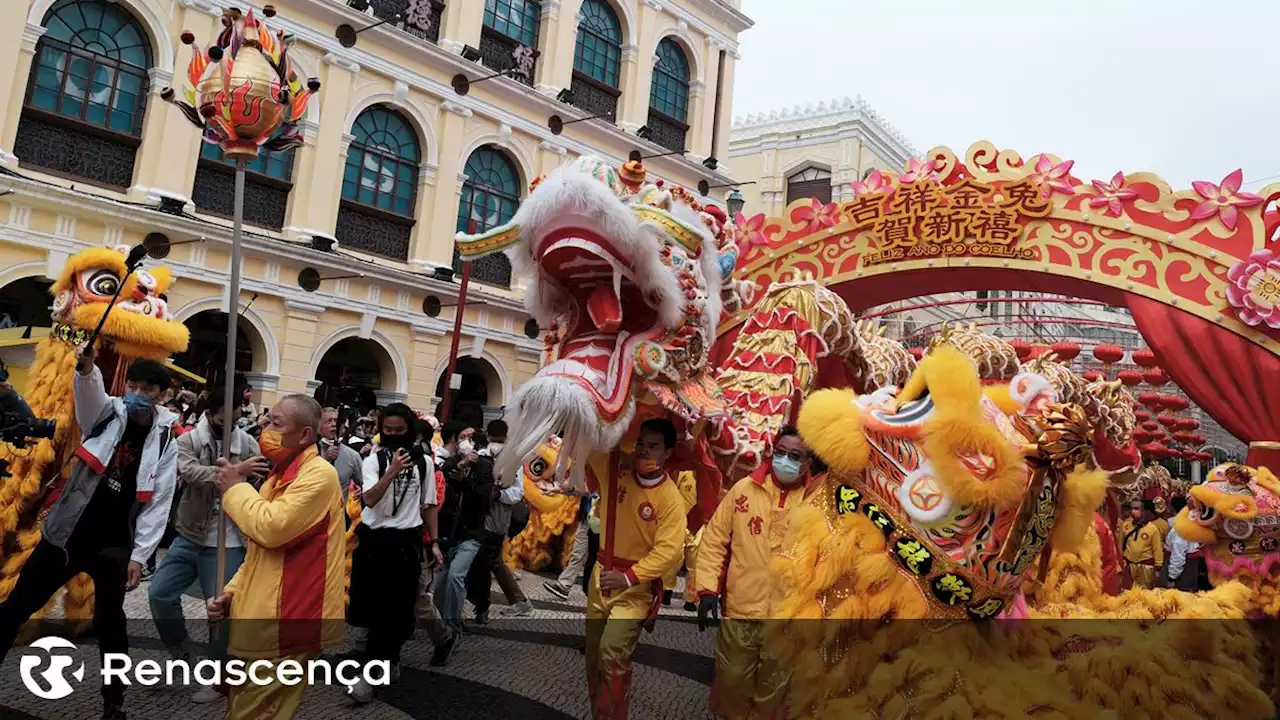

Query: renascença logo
<box><xmin>20</xmin><ymin>636</ymin><xmax>85</xmax><ymax>700</ymax></box>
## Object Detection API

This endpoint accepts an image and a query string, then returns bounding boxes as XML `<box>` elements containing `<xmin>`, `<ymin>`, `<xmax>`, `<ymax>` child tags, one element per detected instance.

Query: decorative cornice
<box><xmin>541</xmin><ymin>0</ymin><xmax>560</xmax><ymax>17</ymax></box>
<box><xmin>418</xmin><ymin>163</ymin><xmax>439</xmax><ymax>185</ymax></box>
<box><xmin>412</xmin><ymin>324</ymin><xmax>446</xmax><ymax>338</ymax></box>
<box><xmin>643</xmin><ymin>0</ymin><xmax>663</xmax><ymax>9</ymax></box>
<box><xmin>441</xmin><ymin>99</ymin><xmax>474</xmax><ymax>118</ymax></box>
<box><xmin>730</xmin><ymin>95</ymin><xmax>917</xmax><ymax>164</ymax></box>
<box><xmin>147</xmin><ymin>68</ymin><xmax>174</xmax><ymax>94</ymax></box>
<box><xmin>284</xmin><ymin>298</ymin><xmax>327</xmax><ymax>315</ymax></box>
<box><xmin>322</xmin><ymin>51</ymin><xmax>361</xmax><ymax>74</ymax></box>
<box><xmin>689</xmin><ymin>79</ymin><xmax>705</xmax><ymax>98</ymax></box>
<box><xmin>298</xmin><ymin>118</ymin><xmax>321</xmax><ymax>139</ymax></box>
<box><xmin>23</xmin><ymin>23</ymin><xmax>47</xmax><ymax>50</ymax></box>
<box><xmin>176</xmin><ymin>0</ymin><xmax>222</xmax><ymax>16</ymax></box>
<box><xmin>539</xmin><ymin>140</ymin><xmax>567</xmax><ymax>156</ymax></box>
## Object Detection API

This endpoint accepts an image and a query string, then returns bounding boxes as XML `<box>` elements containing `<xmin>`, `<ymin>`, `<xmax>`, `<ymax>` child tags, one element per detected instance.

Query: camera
<box><xmin>0</xmin><ymin>381</ymin><xmax>56</xmax><ymax>449</ymax></box>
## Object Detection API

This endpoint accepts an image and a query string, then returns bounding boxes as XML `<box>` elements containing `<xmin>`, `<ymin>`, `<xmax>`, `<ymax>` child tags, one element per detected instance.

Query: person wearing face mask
<box><xmin>0</xmin><ymin>345</ymin><xmax>180</xmax><ymax>720</ymax></box>
<box><xmin>346</xmin><ymin>404</ymin><xmax>445</xmax><ymax>702</ymax></box>
<box><xmin>205</xmin><ymin>395</ymin><xmax>346</xmax><ymax>720</ymax></box>
<box><xmin>431</xmin><ymin>421</ymin><xmax>496</xmax><ymax>640</ymax></box>
<box><xmin>466</xmin><ymin>420</ymin><xmax>534</xmax><ymax>621</ymax></box>
<box><xmin>585</xmin><ymin>417</ymin><xmax>686</xmax><ymax>720</ymax></box>
<box><xmin>693</xmin><ymin>426</ymin><xmax>820</xmax><ymax>720</ymax></box>
<box><xmin>149</xmin><ymin>385</ymin><xmax>263</xmax><ymax>703</ymax></box>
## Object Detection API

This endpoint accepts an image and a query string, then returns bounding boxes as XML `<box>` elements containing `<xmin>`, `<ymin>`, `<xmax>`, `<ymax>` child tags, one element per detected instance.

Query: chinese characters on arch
<box><xmin>840</xmin><ymin>177</ymin><xmax>1050</xmax><ymax>266</ymax></box>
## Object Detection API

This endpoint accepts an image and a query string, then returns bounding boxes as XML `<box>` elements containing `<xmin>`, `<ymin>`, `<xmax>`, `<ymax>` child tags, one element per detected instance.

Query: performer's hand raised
<box><xmin>697</xmin><ymin>594</ymin><xmax>719</xmax><ymax>632</ymax></box>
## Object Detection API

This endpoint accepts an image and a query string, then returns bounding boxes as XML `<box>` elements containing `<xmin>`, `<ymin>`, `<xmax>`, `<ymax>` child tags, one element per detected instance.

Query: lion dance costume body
<box><xmin>0</xmin><ymin>246</ymin><xmax>188</xmax><ymax>626</ymax></box>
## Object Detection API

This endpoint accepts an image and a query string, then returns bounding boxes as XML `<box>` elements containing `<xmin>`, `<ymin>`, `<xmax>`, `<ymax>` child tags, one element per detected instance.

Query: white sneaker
<box><xmin>347</xmin><ymin>678</ymin><xmax>373</xmax><ymax>705</ymax></box>
<box><xmin>191</xmin><ymin>686</ymin><xmax>221</xmax><ymax>704</ymax></box>
<box><xmin>501</xmin><ymin>600</ymin><xmax>534</xmax><ymax>617</ymax></box>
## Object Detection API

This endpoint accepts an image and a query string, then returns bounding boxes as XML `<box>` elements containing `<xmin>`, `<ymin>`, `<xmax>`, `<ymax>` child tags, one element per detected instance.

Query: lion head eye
<box><xmin>83</xmin><ymin>269</ymin><xmax>121</xmax><ymax>298</ymax></box>
<box><xmin>530</xmin><ymin>458</ymin><xmax>548</xmax><ymax>476</ymax></box>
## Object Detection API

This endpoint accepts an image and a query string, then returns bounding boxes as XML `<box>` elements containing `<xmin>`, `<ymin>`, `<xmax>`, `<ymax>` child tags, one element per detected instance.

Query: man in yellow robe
<box><xmin>1122</xmin><ymin>499</ymin><xmax>1164</xmax><ymax>589</ymax></box>
<box><xmin>208</xmin><ymin>394</ymin><xmax>347</xmax><ymax>719</ymax></box>
<box><xmin>585</xmin><ymin>418</ymin><xmax>686</xmax><ymax>720</ymax></box>
<box><xmin>695</xmin><ymin>426</ymin><xmax>821</xmax><ymax>719</ymax></box>
<box><xmin>662</xmin><ymin>470</ymin><xmax>702</xmax><ymax>608</ymax></box>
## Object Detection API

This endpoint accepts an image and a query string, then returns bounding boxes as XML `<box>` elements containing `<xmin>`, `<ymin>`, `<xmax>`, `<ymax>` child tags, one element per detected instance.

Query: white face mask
<box><xmin>458</xmin><ymin>439</ymin><xmax>475</xmax><ymax>455</ymax></box>
<box><xmin>487</xmin><ymin>442</ymin><xmax>505</xmax><ymax>456</ymax></box>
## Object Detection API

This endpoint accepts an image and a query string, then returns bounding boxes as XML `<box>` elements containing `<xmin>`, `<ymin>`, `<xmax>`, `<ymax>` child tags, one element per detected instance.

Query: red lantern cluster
<box><xmin>1092</xmin><ymin>343</ymin><xmax>1125</xmax><ymax>366</ymax></box>
<box><xmin>1117</xmin><ymin>369</ymin><xmax>1143</xmax><ymax>386</ymax></box>
<box><xmin>1133</xmin><ymin>409</ymin><xmax>1151</xmax><ymax>422</ymax></box>
<box><xmin>1140</xmin><ymin>420</ymin><xmax>1160</xmax><ymax>432</ymax></box>
<box><xmin>1050</xmin><ymin>340</ymin><xmax>1080</xmax><ymax>361</ymax></box>
<box><xmin>1137</xmin><ymin>392</ymin><xmax>1161</xmax><ymax>409</ymax></box>
<box><xmin>1175</xmin><ymin>418</ymin><xmax>1200</xmax><ymax>431</ymax></box>
<box><xmin>1161</xmin><ymin>394</ymin><xmax>1189</xmax><ymax>412</ymax></box>
<box><xmin>1082</xmin><ymin>370</ymin><xmax>1104</xmax><ymax>382</ymax></box>
<box><xmin>1157</xmin><ymin>413</ymin><xmax>1177</xmax><ymax>428</ymax></box>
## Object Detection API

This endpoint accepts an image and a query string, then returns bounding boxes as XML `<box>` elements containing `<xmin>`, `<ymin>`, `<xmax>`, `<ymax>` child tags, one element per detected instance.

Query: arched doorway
<box><xmin>0</xmin><ymin>277</ymin><xmax>53</xmax><ymax>330</ymax></box>
<box><xmin>315</xmin><ymin>337</ymin><xmax>395</xmax><ymax>412</ymax></box>
<box><xmin>712</xmin><ymin>141</ymin><xmax>1280</xmax><ymax>471</ymax></box>
<box><xmin>172</xmin><ymin>311</ymin><xmax>261</xmax><ymax>389</ymax></box>
<box><xmin>436</xmin><ymin>356</ymin><xmax>503</xmax><ymax>430</ymax></box>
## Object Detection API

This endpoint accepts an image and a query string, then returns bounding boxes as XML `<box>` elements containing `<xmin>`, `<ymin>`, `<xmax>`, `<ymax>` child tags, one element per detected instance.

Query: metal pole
<box><xmin>216</xmin><ymin>159</ymin><xmax>246</xmax><ymax>596</ymax></box>
<box><xmin>438</xmin><ymin>260</ymin><xmax>472</xmax><ymax>424</ymax></box>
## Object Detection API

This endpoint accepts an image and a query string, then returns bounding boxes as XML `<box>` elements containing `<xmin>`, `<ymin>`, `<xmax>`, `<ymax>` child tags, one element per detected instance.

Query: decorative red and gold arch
<box><xmin>717</xmin><ymin>142</ymin><xmax>1280</xmax><ymax>471</ymax></box>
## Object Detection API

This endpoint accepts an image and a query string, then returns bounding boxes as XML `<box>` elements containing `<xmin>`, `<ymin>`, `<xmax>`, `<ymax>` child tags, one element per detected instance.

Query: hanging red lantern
<box><xmin>1181</xmin><ymin>418</ymin><xmax>1200</xmax><ymax>431</ymax></box>
<box><xmin>1158</xmin><ymin>414</ymin><xmax>1177</xmax><ymax>428</ymax></box>
<box><xmin>1137</xmin><ymin>392</ymin><xmax>1161</xmax><ymax>409</ymax></box>
<box><xmin>1181</xmin><ymin>449</ymin><xmax>1198</xmax><ymax>460</ymax></box>
<box><xmin>1082</xmin><ymin>370</ymin><xmax>1104</xmax><ymax>382</ymax></box>
<box><xmin>1143</xmin><ymin>368</ymin><xmax>1169</xmax><ymax>386</ymax></box>
<box><xmin>1141</xmin><ymin>442</ymin><xmax>1170</xmax><ymax>458</ymax></box>
<box><xmin>1008</xmin><ymin>339</ymin><xmax>1031</xmax><ymax>361</ymax></box>
<box><xmin>1050</xmin><ymin>340</ymin><xmax>1080</xmax><ymax>361</ymax></box>
<box><xmin>909</xmin><ymin>347</ymin><xmax>924</xmax><ymax>360</ymax></box>
<box><xmin>1133</xmin><ymin>429</ymin><xmax>1152</xmax><ymax>443</ymax></box>
<box><xmin>1092</xmin><ymin>343</ymin><xmax>1125</xmax><ymax>366</ymax></box>
<box><xmin>1189</xmin><ymin>433</ymin><xmax>1205</xmax><ymax>446</ymax></box>
<box><xmin>1132</xmin><ymin>348</ymin><xmax>1158</xmax><ymax>368</ymax></box>
<box><xmin>1162</xmin><ymin>395</ymin><xmax>1189</xmax><ymax>412</ymax></box>
<box><xmin>1173</xmin><ymin>431</ymin><xmax>1194</xmax><ymax>444</ymax></box>
<box><xmin>1195</xmin><ymin>451</ymin><xmax>1213</xmax><ymax>463</ymax></box>
<box><xmin>1140</xmin><ymin>420</ymin><xmax>1160</xmax><ymax>432</ymax></box>
<box><xmin>1134</xmin><ymin>409</ymin><xmax>1151</xmax><ymax>422</ymax></box>
<box><xmin>1117</xmin><ymin>369</ymin><xmax>1143</xmax><ymax>386</ymax></box>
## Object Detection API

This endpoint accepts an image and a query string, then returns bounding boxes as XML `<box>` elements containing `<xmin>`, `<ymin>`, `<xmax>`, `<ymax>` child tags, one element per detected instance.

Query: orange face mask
<box><xmin>258</xmin><ymin>429</ymin><xmax>293</xmax><ymax>465</ymax></box>
<box><xmin>635</xmin><ymin>458</ymin><xmax>661</xmax><ymax>476</ymax></box>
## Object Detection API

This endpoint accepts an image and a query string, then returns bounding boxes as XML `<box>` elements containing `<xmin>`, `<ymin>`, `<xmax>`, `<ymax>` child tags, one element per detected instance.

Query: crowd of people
<box><xmin>0</xmin><ymin>349</ymin><xmax>944</xmax><ymax>720</ymax></box>
<box><xmin>1120</xmin><ymin>494</ymin><xmax>1209</xmax><ymax>592</ymax></box>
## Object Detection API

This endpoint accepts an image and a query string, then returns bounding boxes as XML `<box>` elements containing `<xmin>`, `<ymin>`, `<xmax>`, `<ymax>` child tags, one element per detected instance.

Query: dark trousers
<box><xmin>467</xmin><ymin>530</ymin><xmax>506</xmax><ymax>615</ymax></box>
<box><xmin>583</xmin><ymin>529</ymin><xmax>599</xmax><ymax>597</ymax></box>
<box><xmin>348</xmin><ymin>527</ymin><xmax>421</xmax><ymax>665</ymax></box>
<box><xmin>0</xmin><ymin>539</ymin><xmax>129</xmax><ymax>707</ymax></box>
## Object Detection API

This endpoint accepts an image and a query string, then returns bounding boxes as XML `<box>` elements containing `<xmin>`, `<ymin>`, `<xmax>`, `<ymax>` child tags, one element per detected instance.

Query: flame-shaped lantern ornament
<box><xmin>161</xmin><ymin>6</ymin><xmax>319</xmax><ymax>159</ymax></box>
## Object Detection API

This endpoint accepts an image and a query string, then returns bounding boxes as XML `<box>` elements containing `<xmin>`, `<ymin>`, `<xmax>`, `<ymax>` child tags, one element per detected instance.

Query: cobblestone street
<box><xmin>0</xmin><ymin>570</ymin><xmax>715</xmax><ymax>720</ymax></box>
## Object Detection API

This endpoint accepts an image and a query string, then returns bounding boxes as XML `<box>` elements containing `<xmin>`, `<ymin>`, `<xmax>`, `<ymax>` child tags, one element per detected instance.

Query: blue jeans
<box><xmin>432</xmin><ymin>538</ymin><xmax>480</xmax><ymax>633</ymax></box>
<box><xmin>148</xmin><ymin>535</ymin><xmax>245</xmax><ymax>660</ymax></box>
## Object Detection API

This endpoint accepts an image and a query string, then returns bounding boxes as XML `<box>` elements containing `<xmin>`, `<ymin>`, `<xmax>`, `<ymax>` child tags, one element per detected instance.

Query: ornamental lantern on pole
<box><xmin>160</xmin><ymin>5</ymin><xmax>318</xmax><ymax>601</ymax></box>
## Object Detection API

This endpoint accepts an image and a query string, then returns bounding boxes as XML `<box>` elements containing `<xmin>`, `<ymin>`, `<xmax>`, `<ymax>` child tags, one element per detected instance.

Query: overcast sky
<box><xmin>732</xmin><ymin>0</ymin><xmax>1280</xmax><ymax>191</ymax></box>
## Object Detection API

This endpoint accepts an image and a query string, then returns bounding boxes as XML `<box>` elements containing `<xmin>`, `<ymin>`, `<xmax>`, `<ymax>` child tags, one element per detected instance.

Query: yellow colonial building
<box><xmin>0</xmin><ymin>0</ymin><xmax>750</xmax><ymax>427</ymax></box>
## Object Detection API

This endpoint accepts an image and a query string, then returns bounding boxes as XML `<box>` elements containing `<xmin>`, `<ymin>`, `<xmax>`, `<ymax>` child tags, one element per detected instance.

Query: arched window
<box><xmin>335</xmin><ymin>106</ymin><xmax>421</xmax><ymax>260</ymax></box>
<box><xmin>570</xmin><ymin>0</ymin><xmax>622</xmax><ymax>121</ymax></box>
<box><xmin>480</xmin><ymin>0</ymin><xmax>540</xmax><ymax>85</ymax></box>
<box><xmin>645</xmin><ymin>39</ymin><xmax>690</xmax><ymax>152</ymax></box>
<box><xmin>785</xmin><ymin>166</ymin><xmax>832</xmax><ymax>205</ymax></box>
<box><xmin>192</xmin><ymin>143</ymin><xmax>295</xmax><ymax>229</ymax></box>
<box><xmin>455</xmin><ymin>147</ymin><xmax>518</xmax><ymax>288</ymax></box>
<box><xmin>16</xmin><ymin>0</ymin><xmax>153</xmax><ymax>189</ymax></box>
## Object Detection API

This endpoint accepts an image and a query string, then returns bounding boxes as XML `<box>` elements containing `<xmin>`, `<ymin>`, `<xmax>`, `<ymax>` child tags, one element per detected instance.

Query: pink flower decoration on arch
<box><xmin>1026</xmin><ymin>155</ymin><xmax>1076</xmax><ymax>200</ymax></box>
<box><xmin>1088</xmin><ymin>171</ymin><xmax>1140</xmax><ymax>217</ymax></box>
<box><xmin>1225</xmin><ymin>248</ymin><xmax>1280</xmax><ymax>329</ymax></box>
<box><xmin>851</xmin><ymin>169</ymin><xmax>892</xmax><ymax>196</ymax></box>
<box><xmin>794</xmin><ymin>198</ymin><xmax>839</xmax><ymax>233</ymax></box>
<box><xmin>1190</xmin><ymin>169</ymin><xmax>1263</xmax><ymax>231</ymax></box>
<box><xmin>733</xmin><ymin>211</ymin><xmax>769</xmax><ymax>250</ymax></box>
<box><xmin>899</xmin><ymin>157</ymin><xmax>937</xmax><ymax>183</ymax></box>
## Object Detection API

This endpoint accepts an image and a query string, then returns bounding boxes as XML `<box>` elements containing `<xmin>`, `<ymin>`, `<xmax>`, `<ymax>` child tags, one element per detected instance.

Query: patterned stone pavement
<box><xmin>0</xmin><ymin>569</ymin><xmax>717</xmax><ymax>719</ymax></box>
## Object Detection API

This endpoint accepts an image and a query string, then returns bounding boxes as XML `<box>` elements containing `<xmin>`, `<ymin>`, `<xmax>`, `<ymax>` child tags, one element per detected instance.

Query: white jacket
<box><xmin>71</xmin><ymin>365</ymin><xmax>179</xmax><ymax>565</ymax></box>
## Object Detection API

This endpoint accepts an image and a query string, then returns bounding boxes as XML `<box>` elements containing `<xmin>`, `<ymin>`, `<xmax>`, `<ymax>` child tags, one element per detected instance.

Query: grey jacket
<box><xmin>322</xmin><ymin>439</ymin><xmax>362</xmax><ymax>498</ymax></box>
<box><xmin>175</xmin><ymin>415</ymin><xmax>260</xmax><ymax>545</ymax></box>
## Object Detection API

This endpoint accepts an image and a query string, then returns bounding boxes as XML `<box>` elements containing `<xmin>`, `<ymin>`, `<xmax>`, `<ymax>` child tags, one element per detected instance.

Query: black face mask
<box><xmin>381</xmin><ymin>433</ymin><xmax>411</xmax><ymax>451</ymax></box>
<box><xmin>209</xmin><ymin>421</ymin><xmax>224</xmax><ymax>437</ymax></box>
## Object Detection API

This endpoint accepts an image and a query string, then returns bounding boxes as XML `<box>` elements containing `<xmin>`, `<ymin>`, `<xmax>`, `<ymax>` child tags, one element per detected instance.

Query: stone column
<box><xmin>407</xmin><ymin>159</ymin><xmax>440</xmax><ymax>264</ymax></box>
<box><xmin>278</xmin><ymin>298</ymin><xmax>325</xmax><ymax>395</ymax></box>
<box><xmin>0</xmin><ymin>23</ymin><xmax>42</xmax><ymax>168</ymax></box>
<box><xmin>407</xmin><ymin>324</ymin><xmax>446</xmax><ymax>410</ymax></box>
<box><xmin>481</xmin><ymin>405</ymin><xmax>505</xmax><ymax>426</ymax></box>
<box><xmin>535</xmin><ymin>0</ymin><xmax>577</xmax><ymax>96</ymax></box>
<box><xmin>440</xmin><ymin>0</ymin><xmax>485</xmax><ymax>55</ymax></box>
<box><xmin>242</xmin><ymin>371</ymin><xmax>281</xmax><ymax>407</ymax></box>
<box><xmin>286</xmin><ymin>52</ymin><xmax>359</xmax><ymax>241</ymax></box>
<box><xmin>416</xmin><ymin>105</ymin><xmax>470</xmax><ymax>270</ymax></box>
<box><xmin>305</xmin><ymin>379</ymin><xmax>323</xmax><ymax>396</ymax></box>
<box><xmin>712</xmin><ymin>51</ymin><xmax>737</xmax><ymax>163</ymax></box>
<box><xmin>619</xmin><ymin>1</ymin><xmax>661</xmax><ymax>132</ymax></box>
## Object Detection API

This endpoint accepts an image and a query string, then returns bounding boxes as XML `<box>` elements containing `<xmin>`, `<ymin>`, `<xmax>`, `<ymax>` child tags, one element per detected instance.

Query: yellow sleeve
<box><xmin>223</xmin><ymin>465</ymin><xmax>339</xmax><ymax>550</ymax></box>
<box><xmin>692</xmin><ymin>481</ymin><xmax>740</xmax><ymax>598</ymax></box>
<box><xmin>627</xmin><ymin>486</ymin><xmax>686</xmax><ymax>585</ymax></box>
<box><xmin>1150</xmin><ymin>526</ymin><xmax>1164</xmax><ymax>566</ymax></box>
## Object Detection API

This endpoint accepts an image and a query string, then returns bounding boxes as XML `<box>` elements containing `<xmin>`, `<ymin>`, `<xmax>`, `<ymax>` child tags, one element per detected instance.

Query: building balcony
<box><xmin>191</xmin><ymin>161</ymin><xmax>291</xmax><ymax>230</ymax></box>
<box><xmin>478</xmin><ymin>28</ymin><xmax>537</xmax><ymax>87</ymax></box>
<box><xmin>645</xmin><ymin>110</ymin><xmax>688</xmax><ymax>154</ymax></box>
<box><xmin>347</xmin><ymin>0</ymin><xmax>443</xmax><ymax>44</ymax></box>
<box><xmin>335</xmin><ymin>200</ymin><xmax>414</xmax><ymax>261</ymax></box>
<box><xmin>568</xmin><ymin>72</ymin><xmax>619</xmax><ymax>124</ymax></box>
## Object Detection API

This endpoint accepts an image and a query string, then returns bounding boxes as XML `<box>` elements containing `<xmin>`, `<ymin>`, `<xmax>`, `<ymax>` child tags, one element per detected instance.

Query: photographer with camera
<box><xmin>0</xmin><ymin>344</ymin><xmax>179</xmax><ymax>720</ymax></box>
<box><xmin>345</xmin><ymin>403</ymin><xmax>445</xmax><ymax>703</ymax></box>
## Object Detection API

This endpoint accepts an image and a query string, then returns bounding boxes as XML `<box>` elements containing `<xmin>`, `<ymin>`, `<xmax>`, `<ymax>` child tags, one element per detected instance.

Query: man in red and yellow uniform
<box><xmin>695</xmin><ymin>426</ymin><xmax>821</xmax><ymax>719</ymax></box>
<box><xmin>208</xmin><ymin>394</ymin><xmax>347</xmax><ymax>719</ymax></box>
<box><xmin>585</xmin><ymin>418</ymin><xmax>686</xmax><ymax>720</ymax></box>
